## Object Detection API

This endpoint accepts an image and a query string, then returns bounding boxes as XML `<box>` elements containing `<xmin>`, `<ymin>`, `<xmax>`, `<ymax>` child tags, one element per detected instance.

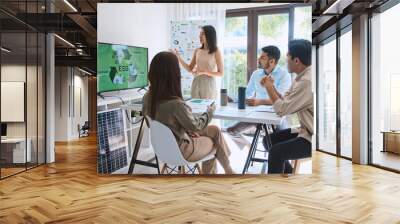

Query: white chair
<box><xmin>146</xmin><ymin>116</ymin><xmax>215</xmax><ymax>174</ymax></box>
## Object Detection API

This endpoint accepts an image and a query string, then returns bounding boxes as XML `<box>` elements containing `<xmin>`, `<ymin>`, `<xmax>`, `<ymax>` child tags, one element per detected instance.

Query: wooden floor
<box><xmin>0</xmin><ymin>167</ymin><xmax>26</xmax><ymax>178</ymax></box>
<box><xmin>372</xmin><ymin>150</ymin><xmax>400</xmax><ymax>171</ymax></box>
<box><xmin>1</xmin><ymin>135</ymin><xmax>400</xmax><ymax>223</ymax></box>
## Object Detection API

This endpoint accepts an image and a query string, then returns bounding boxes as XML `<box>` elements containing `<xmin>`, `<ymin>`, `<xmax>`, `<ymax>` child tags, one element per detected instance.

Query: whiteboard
<box><xmin>1</xmin><ymin>82</ymin><xmax>25</xmax><ymax>122</ymax></box>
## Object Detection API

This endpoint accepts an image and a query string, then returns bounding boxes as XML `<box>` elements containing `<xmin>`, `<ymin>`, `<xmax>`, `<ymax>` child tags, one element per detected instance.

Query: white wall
<box><xmin>97</xmin><ymin>3</ymin><xmax>169</xmax><ymax>100</ymax></box>
<box><xmin>1</xmin><ymin>65</ymin><xmax>38</xmax><ymax>137</ymax></box>
<box><xmin>1</xmin><ymin>64</ymin><xmax>46</xmax><ymax>163</ymax></box>
<box><xmin>98</xmin><ymin>3</ymin><xmax>169</xmax><ymax>62</ymax></box>
<box><xmin>55</xmin><ymin>67</ymin><xmax>89</xmax><ymax>141</ymax></box>
<box><xmin>72</xmin><ymin>74</ymin><xmax>89</xmax><ymax>138</ymax></box>
<box><xmin>55</xmin><ymin>67</ymin><xmax>69</xmax><ymax>141</ymax></box>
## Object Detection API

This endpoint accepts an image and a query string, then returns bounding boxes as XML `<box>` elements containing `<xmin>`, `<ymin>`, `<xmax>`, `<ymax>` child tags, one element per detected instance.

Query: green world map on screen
<box><xmin>97</xmin><ymin>43</ymin><xmax>148</xmax><ymax>93</ymax></box>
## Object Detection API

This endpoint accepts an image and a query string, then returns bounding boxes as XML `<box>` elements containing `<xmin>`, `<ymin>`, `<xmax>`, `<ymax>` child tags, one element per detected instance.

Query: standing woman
<box><xmin>172</xmin><ymin>25</ymin><xmax>223</xmax><ymax>100</ymax></box>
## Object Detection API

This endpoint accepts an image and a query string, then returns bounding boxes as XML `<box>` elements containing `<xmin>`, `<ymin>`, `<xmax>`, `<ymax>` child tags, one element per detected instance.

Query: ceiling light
<box><xmin>1</xmin><ymin>47</ymin><xmax>11</xmax><ymax>53</ymax></box>
<box><xmin>78</xmin><ymin>67</ymin><xmax>92</xmax><ymax>76</ymax></box>
<box><xmin>54</xmin><ymin>34</ymin><xmax>75</xmax><ymax>48</ymax></box>
<box><xmin>63</xmin><ymin>0</ymin><xmax>78</xmax><ymax>12</ymax></box>
<box><xmin>322</xmin><ymin>0</ymin><xmax>354</xmax><ymax>15</ymax></box>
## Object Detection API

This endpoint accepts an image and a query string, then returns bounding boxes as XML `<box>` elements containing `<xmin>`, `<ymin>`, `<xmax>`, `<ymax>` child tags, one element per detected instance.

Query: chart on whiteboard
<box><xmin>170</xmin><ymin>20</ymin><xmax>216</xmax><ymax>97</ymax></box>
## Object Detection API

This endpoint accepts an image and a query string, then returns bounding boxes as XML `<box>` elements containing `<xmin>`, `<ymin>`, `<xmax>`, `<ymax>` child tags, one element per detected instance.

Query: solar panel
<box><xmin>97</xmin><ymin>108</ymin><xmax>128</xmax><ymax>174</ymax></box>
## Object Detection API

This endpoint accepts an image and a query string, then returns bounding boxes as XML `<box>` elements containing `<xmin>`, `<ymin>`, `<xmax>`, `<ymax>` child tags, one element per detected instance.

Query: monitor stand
<box><xmin>137</xmin><ymin>87</ymin><xmax>148</xmax><ymax>92</ymax></box>
<box><xmin>97</xmin><ymin>92</ymin><xmax>105</xmax><ymax>99</ymax></box>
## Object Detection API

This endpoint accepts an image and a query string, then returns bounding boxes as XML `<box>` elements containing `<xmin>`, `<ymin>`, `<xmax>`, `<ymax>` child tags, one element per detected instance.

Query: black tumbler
<box><xmin>238</xmin><ymin>87</ymin><xmax>246</xmax><ymax>109</ymax></box>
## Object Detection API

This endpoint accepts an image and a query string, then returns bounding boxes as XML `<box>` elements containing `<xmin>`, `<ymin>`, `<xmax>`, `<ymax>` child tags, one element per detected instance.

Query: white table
<box><xmin>121</xmin><ymin>102</ymin><xmax>281</xmax><ymax>125</ymax></box>
<box><xmin>1</xmin><ymin>138</ymin><xmax>32</xmax><ymax>164</ymax></box>
<box><xmin>121</xmin><ymin>100</ymin><xmax>282</xmax><ymax>174</ymax></box>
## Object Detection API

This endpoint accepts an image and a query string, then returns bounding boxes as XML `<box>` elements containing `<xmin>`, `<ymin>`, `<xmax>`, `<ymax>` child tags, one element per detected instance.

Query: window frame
<box><xmin>315</xmin><ymin>22</ymin><xmax>353</xmax><ymax>161</ymax></box>
<box><xmin>368</xmin><ymin>1</ymin><xmax>400</xmax><ymax>173</ymax></box>
<box><xmin>226</xmin><ymin>4</ymin><xmax>303</xmax><ymax>81</ymax></box>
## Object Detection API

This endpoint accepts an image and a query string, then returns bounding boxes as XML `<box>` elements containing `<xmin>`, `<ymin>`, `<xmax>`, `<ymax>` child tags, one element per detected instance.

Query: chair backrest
<box><xmin>146</xmin><ymin>116</ymin><xmax>189</xmax><ymax>166</ymax></box>
<box><xmin>82</xmin><ymin>121</ymin><xmax>90</xmax><ymax>129</ymax></box>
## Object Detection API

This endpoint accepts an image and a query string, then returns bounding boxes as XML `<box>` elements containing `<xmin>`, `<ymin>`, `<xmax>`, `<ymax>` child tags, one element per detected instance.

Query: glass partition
<box><xmin>317</xmin><ymin>36</ymin><xmax>337</xmax><ymax>155</ymax></box>
<box><xmin>0</xmin><ymin>1</ymin><xmax>46</xmax><ymax>179</ymax></box>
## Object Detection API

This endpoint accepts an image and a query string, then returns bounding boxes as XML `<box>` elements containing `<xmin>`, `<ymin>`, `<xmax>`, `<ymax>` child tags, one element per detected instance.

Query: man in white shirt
<box><xmin>227</xmin><ymin>46</ymin><xmax>292</xmax><ymax>135</ymax></box>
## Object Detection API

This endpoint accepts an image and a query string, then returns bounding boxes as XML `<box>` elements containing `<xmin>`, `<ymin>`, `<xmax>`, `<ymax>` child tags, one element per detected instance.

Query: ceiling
<box><xmin>311</xmin><ymin>0</ymin><xmax>390</xmax><ymax>43</ymax></box>
<box><xmin>0</xmin><ymin>0</ymin><xmax>394</xmax><ymax>74</ymax></box>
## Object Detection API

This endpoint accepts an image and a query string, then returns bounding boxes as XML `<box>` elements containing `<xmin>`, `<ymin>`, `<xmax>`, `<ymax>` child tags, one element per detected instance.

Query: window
<box><xmin>340</xmin><ymin>28</ymin><xmax>352</xmax><ymax>158</ymax></box>
<box><xmin>294</xmin><ymin>6</ymin><xmax>312</xmax><ymax>41</ymax></box>
<box><xmin>224</xmin><ymin>6</ymin><xmax>311</xmax><ymax>100</ymax></box>
<box><xmin>370</xmin><ymin>3</ymin><xmax>400</xmax><ymax>171</ymax></box>
<box><xmin>223</xmin><ymin>16</ymin><xmax>248</xmax><ymax>99</ymax></box>
<box><xmin>257</xmin><ymin>13</ymin><xmax>289</xmax><ymax>67</ymax></box>
<box><xmin>317</xmin><ymin>37</ymin><xmax>337</xmax><ymax>155</ymax></box>
<box><xmin>316</xmin><ymin>27</ymin><xmax>353</xmax><ymax>159</ymax></box>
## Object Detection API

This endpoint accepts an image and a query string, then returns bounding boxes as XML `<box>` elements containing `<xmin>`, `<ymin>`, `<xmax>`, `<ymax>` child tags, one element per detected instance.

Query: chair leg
<box><xmin>293</xmin><ymin>160</ymin><xmax>300</xmax><ymax>174</ymax></box>
<box><xmin>161</xmin><ymin>164</ymin><xmax>167</xmax><ymax>174</ymax></box>
<box><xmin>181</xmin><ymin>166</ymin><xmax>186</xmax><ymax>174</ymax></box>
<box><xmin>178</xmin><ymin>166</ymin><xmax>185</xmax><ymax>174</ymax></box>
<box><xmin>195</xmin><ymin>164</ymin><xmax>202</xmax><ymax>174</ymax></box>
<box><xmin>281</xmin><ymin>162</ymin><xmax>289</xmax><ymax>177</ymax></box>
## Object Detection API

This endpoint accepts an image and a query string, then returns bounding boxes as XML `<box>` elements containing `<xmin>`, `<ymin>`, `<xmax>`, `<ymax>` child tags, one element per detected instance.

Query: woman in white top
<box><xmin>171</xmin><ymin>25</ymin><xmax>223</xmax><ymax>100</ymax></box>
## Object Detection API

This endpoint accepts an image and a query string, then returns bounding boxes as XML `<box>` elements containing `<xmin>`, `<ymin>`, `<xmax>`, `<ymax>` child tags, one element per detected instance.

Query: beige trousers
<box><xmin>191</xmin><ymin>75</ymin><xmax>217</xmax><ymax>100</ymax></box>
<box><xmin>180</xmin><ymin>125</ymin><xmax>233</xmax><ymax>174</ymax></box>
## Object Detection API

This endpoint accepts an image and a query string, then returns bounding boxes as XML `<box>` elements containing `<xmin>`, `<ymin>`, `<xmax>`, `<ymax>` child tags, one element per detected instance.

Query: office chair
<box><xmin>78</xmin><ymin>121</ymin><xmax>90</xmax><ymax>138</ymax></box>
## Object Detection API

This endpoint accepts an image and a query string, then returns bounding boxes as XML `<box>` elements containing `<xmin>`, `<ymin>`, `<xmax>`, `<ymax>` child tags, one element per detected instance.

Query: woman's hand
<box><xmin>207</xmin><ymin>103</ymin><xmax>216</xmax><ymax>114</ymax></box>
<box><xmin>193</xmin><ymin>70</ymin><xmax>210</xmax><ymax>77</ymax></box>
<box><xmin>169</xmin><ymin>48</ymin><xmax>181</xmax><ymax>58</ymax></box>
<box><xmin>191</xmin><ymin>69</ymin><xmax>198</xmax><ymax>76</ymax></box>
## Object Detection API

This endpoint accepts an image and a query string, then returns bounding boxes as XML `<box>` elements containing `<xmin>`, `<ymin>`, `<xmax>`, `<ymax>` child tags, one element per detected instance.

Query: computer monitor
<box><xmin>1</xmin><ymin>123</ymin><xmax>7</xmax><ymax>137</ymax></box>
<box><xmin>97</xmin><ymin>43</ymin><xmax>148</xmax><ymax>93</ymax></box>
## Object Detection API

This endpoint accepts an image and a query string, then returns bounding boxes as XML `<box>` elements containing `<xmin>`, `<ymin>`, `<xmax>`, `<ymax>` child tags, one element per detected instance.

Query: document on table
<box><xmin>186</xmin><ymin>99</ymin><xmax>214</xmax><ymax>112</ymax></box>
<box><xmin>254</xmin><ymin>105</ymin><xmax>275</xmax><ymax>113</ymax></box>
<box><xmin>214</xmin><ymin>107</ymin><xmax>251</xmax><ymax>118</ymax></box>
<box><xmin>187</xmin><ymin>98</ymin><xmax>214</xmax><ymax>106</ymax></box>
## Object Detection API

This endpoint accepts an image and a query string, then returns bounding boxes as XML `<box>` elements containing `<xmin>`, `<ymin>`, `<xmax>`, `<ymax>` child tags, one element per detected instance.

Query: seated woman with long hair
<box><xmin>142</xmin><ymin>51</ymin><xmax>234</xmax><ymax>174</ymax></box>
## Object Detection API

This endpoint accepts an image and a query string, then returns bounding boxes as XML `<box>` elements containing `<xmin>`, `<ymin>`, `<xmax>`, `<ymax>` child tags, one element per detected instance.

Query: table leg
<box><xmin>251</xmin><ymin>124</ymin><xmax>270</xmax><ymax>166</ymax></box>
<box><xmin>263</xmin><ymin>124</ymin><xmax>273</xmax><ymax>149</ymax></box>
<box><xmin>128</xmin><ymin>118</ymin><xmax>146</xmax><ymax>174</ymax></box>
<box><xmin>155</xmin><ymin>155</ymin><xmax>160</xmax><ymax>174</ymax></box>
<box><xmin>242</xmin><ymin>124</ymin><xmax>263</xmax><ymax>174</ymax></box>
